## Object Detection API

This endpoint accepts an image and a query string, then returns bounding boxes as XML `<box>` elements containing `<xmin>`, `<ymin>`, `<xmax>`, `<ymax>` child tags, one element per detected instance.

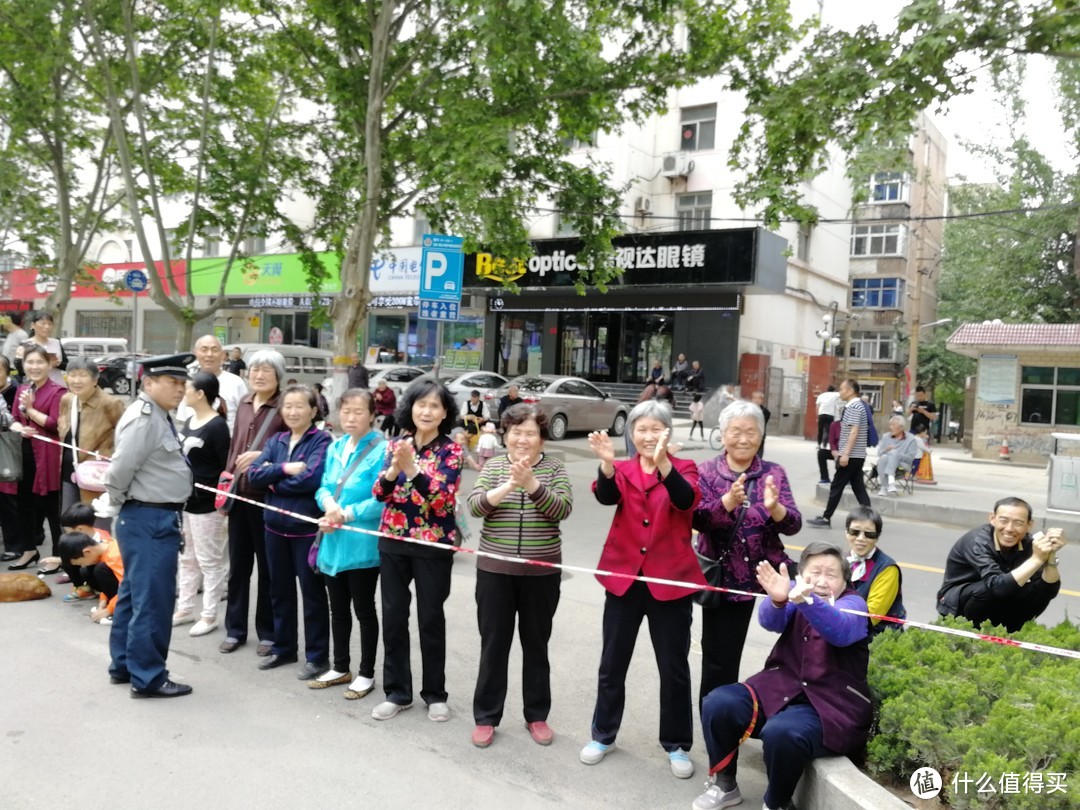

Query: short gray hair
<box><xmin>247</xmin><ymin>349</ymin><xmax>286</xmax><ymax>385</ymax></box>
<box><xmin>888</xmin><ymin>415</ymin><xmax>906</xmax><ymax>430</ymax></box>
<box><xmin>718</xmin><ymin>400</ymin><xmax>765</xmax><ymax>434</ymax></box>
<box><xmin>627</xmin><ymin>399</ymin><xmax>673</xmax><ymax>433</ymax></box>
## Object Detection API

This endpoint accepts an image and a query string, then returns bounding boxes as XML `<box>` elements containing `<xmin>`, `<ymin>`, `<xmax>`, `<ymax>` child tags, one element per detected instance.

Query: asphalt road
<box><xmin>2</xmin><ymin>429</ymin><xmax>1074</xmax><ymax>809</ymax></box>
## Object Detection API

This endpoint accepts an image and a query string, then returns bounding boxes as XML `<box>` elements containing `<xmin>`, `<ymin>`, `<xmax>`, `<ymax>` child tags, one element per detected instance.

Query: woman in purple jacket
<box><xmin>694</xmin><ymin>542</ymin><xmax>872</xmax><ymax>810</ymax></box>
<box><xmin>247</xmin><ymin>385</ymin><xmax>332</xmax><ymax>681</ymax></box>
<box><xmin>693</xmin><ymin>400</ymin><xmax>800</xmax><ymax>703</ymax></box>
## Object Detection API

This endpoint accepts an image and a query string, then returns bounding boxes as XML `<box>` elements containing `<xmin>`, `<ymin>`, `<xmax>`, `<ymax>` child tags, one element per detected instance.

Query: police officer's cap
<box><xmin>138</xmin><ymin>353</ymin><xmax>196</xmax><ymax>379</ymax></box>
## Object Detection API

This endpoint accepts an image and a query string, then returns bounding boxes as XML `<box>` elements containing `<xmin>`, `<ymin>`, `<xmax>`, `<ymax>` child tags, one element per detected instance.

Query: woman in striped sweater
<box><xmin>467</xmin><ymin>403</ymin><xmax>574</xmax><ymax>749</ymax></box>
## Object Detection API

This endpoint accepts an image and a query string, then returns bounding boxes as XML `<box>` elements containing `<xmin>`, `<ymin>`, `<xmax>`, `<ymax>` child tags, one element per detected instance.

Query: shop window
<box><xmin>497</xmin><ymin>312</ymin><xmax>545</xmax><ymax>377</ymax></box>
<box><xmin>851</xmin><ymin>278</ymin><xmax>904</xmax><ymax>309</ymax></box>
<box><xmin>679</xmin><ymin>104</ymin><xmax>716</xmax><ymax>151</ymax></box>
<box><xmin>850</xmin><ymin>223</ymin><xmax>906</xmax><ymax>257</ymax></box>
<box><xmin>1020</xmin><ymin>366</ymin><xmax>1080</xmax><ymax>425</ymax></box>
<box><xmin>676</xmin><ymin>192</ymin><xmax>712</xmax><ymax>231</ymax></box>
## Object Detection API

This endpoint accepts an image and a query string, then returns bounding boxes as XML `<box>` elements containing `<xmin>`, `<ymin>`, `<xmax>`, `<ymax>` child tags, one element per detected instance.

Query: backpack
<box><xmin>861</xmin><ymin>400</ymin><xmax>879</xmax><ymax>447</ymax></box>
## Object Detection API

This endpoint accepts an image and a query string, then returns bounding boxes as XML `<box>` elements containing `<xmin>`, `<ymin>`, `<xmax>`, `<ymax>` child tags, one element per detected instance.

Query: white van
<box><xmin>62</xmin><ymin>337</ymin><xmax>129</xmax><ymax>359</ymax></box>
<box><xmin>229</xmin><ymin>343</ymin><xmax>334</xmax><ymax>388</ymax></box>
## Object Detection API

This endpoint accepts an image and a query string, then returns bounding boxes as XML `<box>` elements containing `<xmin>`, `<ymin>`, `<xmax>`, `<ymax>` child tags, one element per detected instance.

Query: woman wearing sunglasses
<box><xmin>843</xmin><ymin>506</ymin><xmax>906</xmax><ymax>634</ymax></box>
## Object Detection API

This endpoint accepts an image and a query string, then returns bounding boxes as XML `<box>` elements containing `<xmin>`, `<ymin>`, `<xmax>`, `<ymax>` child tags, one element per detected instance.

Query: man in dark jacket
<box><xmin>348</xmin><ymin>355</ymin><xmax>370</xmax><ymax>389</ymax></box>
<box><xmin>937</xmin><ymin>497</ymin><xmax>1065</xmax><ymax>632</ymax></box>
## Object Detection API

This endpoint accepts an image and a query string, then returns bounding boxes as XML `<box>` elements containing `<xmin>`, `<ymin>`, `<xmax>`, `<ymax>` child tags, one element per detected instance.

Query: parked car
<box><xmin>227</xmin><ymin>343</ymin><xmax>334</xmax><ymax>387</ymax></box>
<box><xmin>367</xmin><ymin>363</ymin><xmax>432</xmax><ymax>397</ymax></box>
<box><xmin>62</xmin><ymin>337</ymin><xmax>129</xmax><ymax>360</ymax></box>
<box><xmin>485</xmin><ymin>375</ymin><xmax>628</xmax><ymax>440</ymax></box>
<box><xmin>437</xmin><ymin>369</ymin><xmax>510</xmax><ymax>410</ymax></box>
<box><xmin>95</xmin><ymin>352</ymin><xmax>151</xmax><ymax>395</ymax></box>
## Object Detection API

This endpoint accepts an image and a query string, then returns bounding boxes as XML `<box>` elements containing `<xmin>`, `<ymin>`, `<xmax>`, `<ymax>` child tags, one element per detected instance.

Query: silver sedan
<box><xmin>485</xmin><ymin>375</ymin><xmax>629</xmax><ymax>440</ymax></box>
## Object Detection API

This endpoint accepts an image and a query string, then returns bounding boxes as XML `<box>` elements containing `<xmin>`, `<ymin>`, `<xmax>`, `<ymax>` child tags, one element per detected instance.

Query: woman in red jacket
<box><xmin>580</xmin><ymin>399</ymin><xmax>705</xmax><ymax>781</ymax></box>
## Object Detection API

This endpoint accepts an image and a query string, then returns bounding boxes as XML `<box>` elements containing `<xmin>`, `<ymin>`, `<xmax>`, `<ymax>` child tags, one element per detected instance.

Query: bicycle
<box><xmin>708</xmin><ymin>426</ymin><xmax>723</xmax><ymax>451</ymax></box>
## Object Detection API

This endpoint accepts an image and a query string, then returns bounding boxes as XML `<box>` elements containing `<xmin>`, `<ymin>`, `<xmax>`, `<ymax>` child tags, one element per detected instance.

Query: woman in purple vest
<box><xmin>694</xmin><ymin>541</ymin><xmax>872</xmax><ymax>810</ymax></box>
<box><xmin>844</xmin><ymin>505</ymin><xmax>905</xmax><ymax>634</ymax></box>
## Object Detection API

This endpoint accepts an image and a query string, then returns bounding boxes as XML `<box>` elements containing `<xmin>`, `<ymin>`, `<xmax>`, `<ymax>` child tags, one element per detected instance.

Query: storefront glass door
<box><xmin>620</xmin><ymin>312</ymin><xmax>673</xmax><ymax>384</ymax></box>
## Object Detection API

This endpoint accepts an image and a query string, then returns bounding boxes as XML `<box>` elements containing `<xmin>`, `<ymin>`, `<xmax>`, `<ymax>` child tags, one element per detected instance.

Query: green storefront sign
<box><xmin>190</xmin><ymin>253</ymin><xmax>342</xmax><ymax>297</ymax></box>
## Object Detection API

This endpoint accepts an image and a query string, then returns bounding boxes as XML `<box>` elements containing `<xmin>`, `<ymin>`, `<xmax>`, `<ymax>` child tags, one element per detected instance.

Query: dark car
<box><xmin>95</xmin><ymin>353</ymin><xmax>150</xmax><ymax>395</ymax></box>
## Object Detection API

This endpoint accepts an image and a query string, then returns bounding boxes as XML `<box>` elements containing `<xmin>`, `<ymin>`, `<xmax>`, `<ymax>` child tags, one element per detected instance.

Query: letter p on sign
<box><xmin>424</xmin><ymin>252</ymin><xmax>447</xmax><ymax>290</ymax></box>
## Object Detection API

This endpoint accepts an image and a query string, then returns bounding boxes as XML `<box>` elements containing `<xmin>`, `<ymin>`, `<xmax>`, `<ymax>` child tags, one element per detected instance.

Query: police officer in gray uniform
<box><xmin>102</xmin><ymin>353</ymin><xmax>195</xmax><ymax>698</ymax></box>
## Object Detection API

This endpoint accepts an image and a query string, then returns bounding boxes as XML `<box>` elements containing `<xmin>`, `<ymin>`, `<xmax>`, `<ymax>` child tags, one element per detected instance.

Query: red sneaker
<box><xmin>527</xmin><ymin>720</ymin><xmax>554</xmax><ymax>746</ymax></box>
<box><xmin>471</xmin><ymin>725</ymin><xmax>495</xmax><ymax>748</ymax></box>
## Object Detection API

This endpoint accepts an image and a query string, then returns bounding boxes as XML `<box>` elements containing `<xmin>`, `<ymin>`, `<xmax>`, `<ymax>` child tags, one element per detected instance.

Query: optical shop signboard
<box><xmin>462</xmin><ymin>227</ymin><xmax>786</xmax><ymax>293</ymax></box>
<box><xmin>189</xmin><ymin>248</ymin><xmax>423</xmax><ymax>306</ymax></box>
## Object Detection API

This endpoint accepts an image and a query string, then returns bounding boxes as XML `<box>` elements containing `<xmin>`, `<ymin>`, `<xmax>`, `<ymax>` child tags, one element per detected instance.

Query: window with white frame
<box><xmin>202</xmin><ymin>227</ymin><xmax>221</xmax><ymax>258</ymax></box>
<box><xmin>413</xmin><ymin>215</ymin><xmax>431</xmax><ymax>245</ymax></box>
<box><xmin>244</xmin><ymin>232</ymin><xmax>266</xmax><ymax>255</ymax></box>
<box><xmin>560</xmin><ymin>132</ymin><xmax>596</xmax><ymax>150</ymax></box>
<box><xmin>676</xmin><ymin>192</ymin><xmax>712</xmax><ymax>230</ymax></box>
<box><xmin>796</xmin><ymin>224</ymin><xmax>812</xmax><ymax>262</ymax></box>
<box><xmin>851</xmin><ymin>277</ymin><xmax>904</xmax><ymax>309</ymax></box>
<box><xmin>848</xmin><ymin>331</ymin><xmax>896</xmax><ymax>361</ymax></box>
<box><xmin>1020</xmin><ymin>366</ymin><xmax>1080</xmax><ymax>426</ymax></box>
<box><xmin>850</xmin><ymin>223</ymin><xmax>906</xmax><ymax>257</ymax></box>
<box><xmin>554</xmin><ymin>212</ymin><xmax>578</xmax><ymax>236</ymax></box>
<box><xmin>870</xmin><ymin>172</ymin><xmax>908</xmax><ymax>203</ymax></box>
<box><xmin>679</xmin><ymin>104</ymin><xmax>716</xmax><ymax>151</ymax></box>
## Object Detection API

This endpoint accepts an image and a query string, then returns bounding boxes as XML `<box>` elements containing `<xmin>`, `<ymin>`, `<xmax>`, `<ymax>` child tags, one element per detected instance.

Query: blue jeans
<box><xmin>109</xmin><ymin>504</ymin><xmax>183</xmax><ymax>691</ymax></box>
<box><xmin>702</xmin><ymin>684</ymin><xmax>832</xmax><ymax>809</ymax></box>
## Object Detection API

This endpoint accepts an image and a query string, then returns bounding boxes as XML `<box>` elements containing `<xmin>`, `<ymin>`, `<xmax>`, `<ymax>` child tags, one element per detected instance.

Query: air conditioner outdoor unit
<box><xmin>635</xmin><ymin>196</ymin><xmax>652</xmax><ymax>214</ymax></box>
<box><xmin>661</xmin><ymin>154</ymin><xmax>694</xmax><ymax>179</ymax></box>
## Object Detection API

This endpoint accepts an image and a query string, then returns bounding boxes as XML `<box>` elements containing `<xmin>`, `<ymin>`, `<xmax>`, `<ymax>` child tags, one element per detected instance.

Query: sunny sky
<box><xmin>799</xmin><ymin>0</ymin><xmax>1073</xmax><ymax>183</ymax></box>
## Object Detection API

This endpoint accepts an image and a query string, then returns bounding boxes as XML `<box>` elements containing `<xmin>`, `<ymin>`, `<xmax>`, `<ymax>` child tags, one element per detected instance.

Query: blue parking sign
<box><xmin>419</xmin><ymin>234</ymin><xmax>464</xmax><ymax>304</ymax></box>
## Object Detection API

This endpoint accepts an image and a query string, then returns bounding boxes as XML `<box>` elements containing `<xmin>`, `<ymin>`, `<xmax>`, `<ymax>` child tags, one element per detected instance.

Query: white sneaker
<box><xmin>172</xmin><ymin>611</ymin><xmax>196</xmax><ymax>627</ymax></box>
<box><xmin>99</xmin><ymin>616</ymin><xmax>113</xmax><ymax>627</ymax></box>
<box><xmin>579</xmin><ymin>740</ymin><xmax>614</xmax><ymax>765</ymax></box>
<box><xmin>371</xmin><ymin>700</ymin><xmax>411</xmax><ymax>720</ymax></box>
<box><xmin>189</xmin><ymin>619</ymin><xmax>218</xmax><ymax>636</ymax></box>
<box><xmin>692</xmin><ymin>783</ymin><xmax>742</xmax><ymax>810</ymax></box>
<box><xmin>668</xmin><ymin>748</ymin><xmax>694</xmax><ymax>778</ymax></box>
<box><xmin>428</xmin><ymin>701</ymin><xmax>450</xmax><ymax>722</ymax></box>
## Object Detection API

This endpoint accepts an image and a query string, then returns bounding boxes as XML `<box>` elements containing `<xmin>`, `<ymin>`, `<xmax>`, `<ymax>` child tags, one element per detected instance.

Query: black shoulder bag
<box><xmin>694</xmin><ymin>480</ymin><xmax>753</xmax><ymax>609</ymax></box>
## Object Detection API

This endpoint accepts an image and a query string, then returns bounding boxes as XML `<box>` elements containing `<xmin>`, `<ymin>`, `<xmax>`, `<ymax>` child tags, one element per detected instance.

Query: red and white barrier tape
<box><xmin>20</xmin><ymin>430</ymin><xmax>1080</xmax><ymax>661</ymax></box>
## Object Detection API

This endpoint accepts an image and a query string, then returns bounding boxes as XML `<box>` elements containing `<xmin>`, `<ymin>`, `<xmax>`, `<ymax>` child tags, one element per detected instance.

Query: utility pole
<box><xmin>907</xmin><ymin>266</ymin><xmax>922</xmax><ymax>401</ymax></box>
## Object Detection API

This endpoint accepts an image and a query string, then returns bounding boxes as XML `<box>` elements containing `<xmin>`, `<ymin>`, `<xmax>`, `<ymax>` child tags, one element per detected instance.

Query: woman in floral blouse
<box><xmin>371</xmin><ymin>376</ymin><xmax>462</xmax><ymax>723</ymax></box>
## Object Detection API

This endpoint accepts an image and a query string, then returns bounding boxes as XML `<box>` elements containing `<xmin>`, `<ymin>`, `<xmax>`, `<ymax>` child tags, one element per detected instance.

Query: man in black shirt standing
<box><xmin>909</xmin><ymin>386</ymin><xmax>937</xmax><ymax>439</ymax></box>
<box><xmin>497</xmin><ymin>384</ymin><xmax>523</xmax><ymax>418</ymax></box>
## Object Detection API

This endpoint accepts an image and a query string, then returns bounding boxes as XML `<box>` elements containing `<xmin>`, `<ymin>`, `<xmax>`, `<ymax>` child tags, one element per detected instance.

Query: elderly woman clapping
<box><xmin>873</xmin><ymin>416</ymin><xmax>917</xmax><ymax>496</ymax></box>
<box><xmin>580</xmin><ymin>399</ymin><xmax>704</xmax><ymax>782</ymax></box>
<box><xmin>693</xmin><ymin>400</ymin><xmax>800</xmax><ymax>705</ymax></box>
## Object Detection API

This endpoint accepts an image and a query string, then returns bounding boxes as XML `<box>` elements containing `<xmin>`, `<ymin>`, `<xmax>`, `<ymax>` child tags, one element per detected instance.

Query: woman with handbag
<box><xmin>220</xmin><ymin>349</ymin><xmax>286</xmax><ymax>657</ymax></box>
<box><xmin>581</xmin><ymin>399</ymin><xmax>704</xmax><ymax>782</ymax></box>
<box><xmin>312</xmin><ymin>388</ymin><xmax>386</xmax><ymax>695</ymax></box>
<box><xmin>173</xmin><ymin>372</ymin><xmax>232</xmax><ymax>637</ymax></box>
<box><xmin>693</xmin><ymin>399</ymin><xmax>800</xmax><ymax>707</ymax></box>
<box><xmin>8</xmin><ymin>345</ymin><xmax>64</xmax><ymax>571</ymax></box>
<box><xmin>247</xmin><ymin>384</ymin><xmax>332</xmax><ymax>681</ymax></box>
<box><xmin>0</xmin><ymin>355</ymin><xmax>20</xmax><ymax>563</ymax></box>
<box><xmin>371</xmin><ymin>377</ymin><xmax>463</xmax><ymax>723</ymax></box>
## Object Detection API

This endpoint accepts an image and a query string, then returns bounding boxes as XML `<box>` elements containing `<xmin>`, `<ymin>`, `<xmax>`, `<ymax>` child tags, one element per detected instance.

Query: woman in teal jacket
<box><xmin>314</xmin><ymin>388</ymin><xmax>387</xmax><ymax>697</ymax></box>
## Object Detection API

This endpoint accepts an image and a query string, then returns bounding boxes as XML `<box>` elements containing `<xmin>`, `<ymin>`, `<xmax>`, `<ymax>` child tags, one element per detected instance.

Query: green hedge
<box><xmin>866</xmin><ymin>616</ymin><xmax>1080</xmax><ymax>809</ymax></box>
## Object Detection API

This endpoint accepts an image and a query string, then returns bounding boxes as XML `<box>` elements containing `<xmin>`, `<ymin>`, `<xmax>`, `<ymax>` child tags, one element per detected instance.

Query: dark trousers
<box><xmin>380</xmin><ymin>551</ymin><xmax>453</xmax><ymax>705</ymax></box>
<box><xmin>952</xmin><ymin>581</ymin><xmax>1057</xmax><ymax>633</ymax></box>
<box><xmin>224</xmin><ymin>500</ymin><xmax>274</xmax><ymax>644</ymax></box>
<box><xmin>264</xmin><ymin>531</ymin><xmax>330</xmax><ymax>663</ymax></box>
<box><xmin>86</xmin><ymin>561</ymin><xmax>119</xmax><ymax>601</ymax></box>
<box><xmin>324</xmin><ymin>566</ymin><xmax>380</xmax><ymax>676</ymax></box>
<box><xmin>108</xmin><ymin>504</ymin><xmax>183</xmax><ymax>691</ymax></box>
<box><xmin>0</xmin><ymin>492</ymin><xmax>18</xmax><ymax>554</ymax></box>
<box><xmin>822</xmin><ymin>457</ymin><xmax>869</xmax><ymax>520</ymax></box>
<box><xmin>699</xmin><ymin>600</ymin><xmax>756</xmax><ymax>709</ymax></box>
<box><xmin>689</xmin><ymin>420</ymin><xmax>705</xmax><ymax>440</ymax></box>
<box><xmin>14</xmin><ymin>443</ymin><xmax>60</xmax><ymax>554</ymax></box>
<box><xmin>816</xmin><ymin>447</ymin><xmax>834</xmax><ymax>483</ymax></box>
<box><xmin>816</xmin><ymin>414</ymin><xmax>834</xmax><ymax>447</ymax></box>
<box><xmin>702</xmin><ymin>685</ymin><xmax>831</xmax><ymax>809</ymax></box>
<box><xmin>473</xmin><ymin>569</ymin><xmax>561</xmax><ymax>726</ymax></box>
<box><xmin>591</xmin><ymin>580</ymin><xmax>695</xmax><ymax>752</ymax></box>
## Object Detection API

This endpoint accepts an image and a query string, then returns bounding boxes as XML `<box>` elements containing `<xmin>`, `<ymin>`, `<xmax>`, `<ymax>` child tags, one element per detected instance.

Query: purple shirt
<box><xmin>693</xmin><ymin>454</ymin><xmax>800</xmax><ymax>601</ymax></box>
